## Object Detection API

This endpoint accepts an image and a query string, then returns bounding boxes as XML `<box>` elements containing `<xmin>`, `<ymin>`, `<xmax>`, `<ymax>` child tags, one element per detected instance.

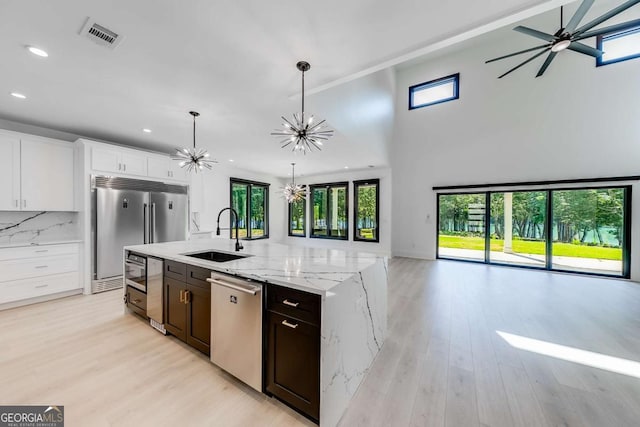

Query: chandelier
<box><xmin>283</xmin><ymin>163</ymin><xmax>306</xmax><ymax>203</ymax></box>
<box><xmin>173</xmin><ymin>111</ymin><xmax>216</xmax><ymax>173</ymax></box>
<box><xmin>271</xmin><ymin>61</ymin><xmax>334</xmax><ymax>153</ymax></box>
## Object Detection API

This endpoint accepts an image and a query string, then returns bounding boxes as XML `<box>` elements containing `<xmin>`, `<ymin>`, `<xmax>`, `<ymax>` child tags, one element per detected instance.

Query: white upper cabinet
<box><xmin>91</xmin><ymin>146</ymin><xmax>147</xmax><ymax>176</ymax></box>
<box><xmin>0</xmin><ymin>135</ymin><xmax>21</xmax><ymax>210</ymax></box>
<box><xmin>0</xmin><ymin>132</ymin><xmax>75</xmax><ymax>211</ymax></box>
<box><xmin>20</xmin><ymin>138</ymin><xmax>75</xmax><ymax>211</ymax></box>
<box><xmin>148</xmin><ymin>155</ymin><xmax>186</xmax><ymax>181</ymax></box>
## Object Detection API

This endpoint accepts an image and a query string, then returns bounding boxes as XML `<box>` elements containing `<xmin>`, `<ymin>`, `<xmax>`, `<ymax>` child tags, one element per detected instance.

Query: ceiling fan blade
<box><xmin>514</xmin><ymin>26</ymin><xmax>556</xmax><ymax>41</ymax></box>
<box><xmin>498</xmin><ymin>47</ymin><xmax>551</xmax><ymax>78</ymax></box>
<box><xmin>564</xmin><ymin>0</ymin><xmax>595</xmax><ymax>33</ymax></box>
<box><xmin>536</xmin><ymin>51</ymin><xmax>558</xmax><ymax>77</ymax></box>
<box><xmin>574</xmin><ymin>17</ymin><xmax>640</xmax><ymax>40</ymax></box>
<box><xmin>574</xmin><ymin>0</ymin><xmax>640</xmax><ymax>36</ymax></box>
<box><xmin>567</xmin><ymin>41</ymin><xmax>603</xmax><ymax>57</ymax></box>
<box><xmin>485</xmin><ymin>44</ymin><xmax>549</xmax><ymax>63</ymax></box>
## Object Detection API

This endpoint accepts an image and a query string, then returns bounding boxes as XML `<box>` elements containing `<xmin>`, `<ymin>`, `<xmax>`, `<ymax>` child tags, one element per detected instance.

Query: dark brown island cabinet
<box><xmin>266</xmin><ymin>284</ymin><xmax>321</xmax><ymax>423</ymax></box>
<box><xmin>163</xmin><ymin>260</ymin><xmax>211</xmax><ymax>355</ymax></box>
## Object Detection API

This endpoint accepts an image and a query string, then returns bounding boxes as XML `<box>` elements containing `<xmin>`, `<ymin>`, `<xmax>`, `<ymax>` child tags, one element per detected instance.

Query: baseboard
<box><xmin>0</xmin><ymin>288</ymin><xmax>83</xmax><ymax>311</ymax></box>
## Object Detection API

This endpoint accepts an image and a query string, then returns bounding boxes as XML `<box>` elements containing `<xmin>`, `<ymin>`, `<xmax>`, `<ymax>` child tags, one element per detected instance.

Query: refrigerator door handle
<box><xmin>151</xmin><ymin>203</ymin><xmax>156</xmax><ymax>244</ymax></box>
<box><xmin>143</xmin><ymin>203</ymin><xmax>148</xmax><ymax>244</ymax></box>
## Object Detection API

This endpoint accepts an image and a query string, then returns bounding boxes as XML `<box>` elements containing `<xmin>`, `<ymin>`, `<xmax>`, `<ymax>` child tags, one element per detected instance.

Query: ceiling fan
<box><xmin>486</xmin><ymin>0</ymin><xmax>640</xmax><ymax>78</ymax></box>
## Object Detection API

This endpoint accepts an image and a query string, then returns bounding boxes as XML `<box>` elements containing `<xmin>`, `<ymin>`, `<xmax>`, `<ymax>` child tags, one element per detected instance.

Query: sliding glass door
<box><xmin>437</xmin><ymin>186</ymin><xmax>630</xmax><ymax>278</ymax></box>
<box><xmin>489</xmin><ymin>191</ymin><xmax>547</xmax><ymax>268</ymax></box>
<box><xmin>437</xmin><ymin>193</ymin><xmax>486</xmax><ymax>261</ymax></box>
<box><xmin>551</xmin><ymin>188</ymin><xmax>625</xmax><ymax>276</ymax></box>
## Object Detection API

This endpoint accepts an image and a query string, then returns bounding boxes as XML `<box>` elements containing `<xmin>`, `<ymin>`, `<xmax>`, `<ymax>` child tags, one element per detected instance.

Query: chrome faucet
<box><xmin>216</xmin><ymin>207</ymin><xmax>243</xmax><ymax>252</ymax></box>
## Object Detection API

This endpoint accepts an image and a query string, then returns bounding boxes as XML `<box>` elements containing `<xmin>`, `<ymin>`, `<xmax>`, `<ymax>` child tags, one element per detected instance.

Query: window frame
<box><xmin>229</xmin><ymin>177</ymin><xmax>270</xmax><ymax>240</ymax></box>
<box><xmin>408</xmin><ymin>73</ymin><xmax>460</xmax><ymax>110</ymax></box>
<box><xmin>309</xmin><ymin>181</ymin><xmax>349</xmax><ymax>240</ymax></box>
<box><xmin>436</xmin><ymin>184</ymin><xmax>631</xmax><ymax>279</ymax></box>
<box><xmin>353</xmin><ymin>179</ymin><xmax>380</xmax><ymax>243</ymax></box>
<box><xmin>288</xmin><ymin>195</ymin><xmax>307</xmax><ymax>238</ymax></box>
<box><xmin>596</xmin><ymin>22</ymin><xmax>640</xmax><ymax>67</ymax></box>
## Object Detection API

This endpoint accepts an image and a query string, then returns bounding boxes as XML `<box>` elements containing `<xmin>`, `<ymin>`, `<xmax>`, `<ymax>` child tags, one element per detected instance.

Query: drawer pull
<box><xmin>283</xmin><ymin>299</ymin><xmax>299</xmax><ymax>307</ymax></box>
<box><xmin>35</xmin><ymin>284</ymin><xmax>48</xmax><ymax>289</ymax></box>
<box><xmin>179</xmin><ymin>289</ymin><xmax>185</xmax><ymax>303</ymax></box>
<box><xmin>35</xmin><ymin>250</ymin><xmax>49</xmax><ymax>253</ymax></box>
<box><xmin>133</xmin><ymin>299</ymin><xmax>142</xmax><ymax>304</ymax></box>
<box><xmin>35</xmin><ymin>265</ymin><xmax>49</xmax><ymax>269</ymax></box>
<box><xmin>282</xmin><ymin>320</ymin><xmax>299</xmax><ymax>329</ymax></box>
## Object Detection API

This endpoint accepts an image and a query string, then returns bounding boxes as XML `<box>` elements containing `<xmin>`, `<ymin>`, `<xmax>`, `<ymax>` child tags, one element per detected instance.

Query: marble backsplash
<box><xmin>0</xmin><ymin>211</ymin><xmax>79</xmax><ymax>245</ymax></box>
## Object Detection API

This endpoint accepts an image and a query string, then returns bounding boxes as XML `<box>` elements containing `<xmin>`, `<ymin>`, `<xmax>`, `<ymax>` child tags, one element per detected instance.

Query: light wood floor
<box><xmin>1</xmin><ymin>259</ymin><xmax>640</xmax><ymax>426</ymax></box>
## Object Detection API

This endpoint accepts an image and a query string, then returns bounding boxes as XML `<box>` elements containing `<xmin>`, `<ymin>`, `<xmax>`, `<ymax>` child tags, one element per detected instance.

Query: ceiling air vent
<box><xmin>79</xmin><ymin>18</ymin><xmax>123</xmax><ymax>49</ymax></box>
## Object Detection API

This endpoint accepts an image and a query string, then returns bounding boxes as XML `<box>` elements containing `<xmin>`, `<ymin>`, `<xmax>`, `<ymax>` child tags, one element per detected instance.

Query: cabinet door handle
<box><xmin>35</xmin><ymin>250</ymin><xmax>49</xmax><ymax>253</ymax></box>
<box><xmin>35</xmin><ymin>284</ymin><xmax>48</xmax><ymax>289</ymax></box>
<box><xmin>22</xmin><ymin>200</ymin><xmax>27</xmax><ymax>208</ymax></box>
<box><xmin>179</xmin><ymin>289</ymin><xmax>185</xmax><ymax>303</ymax></box>
<box><xmin>14</xmin><ymin>200</ymin><xmax>18</xmax><ymax>208</ymax></box>
<box><xmin>133</xmin><ymin>299</ymin><xmax>142</xmax><ymax>304</ymax></box>
<box><xmin>283</xmin><ymin>299</ymin><xmax>299</xmax><ymax>308</ymax></box>
<box><xmin>35</xmin><ymin>265</ymin><xmax>49</xmax><ymax>269</ymax></box>
<box><xmin>123</xmin><ymin>164</ymin><xmax>127</xmax><ymax>172</ymax></box>
<box><xmin>282</xmin><ymin>320</ymin><xmax>299</xmax><ymax>329</ymax></box>
<box><xmin>118</xmin><ymin>163</ymin><xmax>121</xmax><ymax>171</ymax></box>
<box><xmin>184</xmin><ymin>290</ymin><xmax>190</xmax><ymax>304</ymax></box>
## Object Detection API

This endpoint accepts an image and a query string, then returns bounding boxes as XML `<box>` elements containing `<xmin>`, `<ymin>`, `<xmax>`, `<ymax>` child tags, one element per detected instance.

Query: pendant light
<box><xmin>173</xmin><ymin>111</ymin><xmax>216</xmax><ymax>173</ymax></box>
<box><xmin>271</xmin><ymin>61</ymin><xmax>334</xmax><ymax>153</ymax></box>
<box><xmin>283</xmin><ymin>163</ymin><xmax>305</xmax><ymax>203</ymax></box>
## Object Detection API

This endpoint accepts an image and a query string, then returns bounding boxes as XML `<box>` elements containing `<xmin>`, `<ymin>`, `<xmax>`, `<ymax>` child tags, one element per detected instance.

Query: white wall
<box><xmin>190</xmin><ymin>164</ymin><xmax>285</xmax><ymax>242</ymax></box>
<box><xmin>283</xmin><ymin>167</ymin><xmax>391</xmax><ymax>255</ymax></box>
<box><xmin>390</xmin><ymin>14</ymin><xmax>640</xmax><ymax>278</ymax></box>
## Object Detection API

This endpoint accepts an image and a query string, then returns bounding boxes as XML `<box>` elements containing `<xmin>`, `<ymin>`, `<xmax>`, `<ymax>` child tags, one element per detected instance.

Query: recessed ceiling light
<box><xmin>11</xmin><ymin>92</ymin><xmax>26</xmax><ymax>99</ymax></box>
<box><xmin>27</xmin><ymin>46</ymin><xmax>48</xmax><ymax>57</ymax></box>
<box><xmin>228</xmin><ymin>159</ymin><xmax>234</xmax><ymax>162</ymax></box>
<box><xmin>344</xmin><ymin>166</ymin><xmax>349</xmax><ymax>169</ymax></box>
<box><xmin>142</xmin><ymin>128</ymin><xmax>152</xmax><ymax>133</ymax></box>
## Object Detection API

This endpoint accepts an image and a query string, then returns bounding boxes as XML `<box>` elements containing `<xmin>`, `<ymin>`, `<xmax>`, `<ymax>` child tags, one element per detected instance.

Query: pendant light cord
<box><xmin>193</xmin><ymin>114</ymin><xmax>196</xmax><ymax>149</ymax></box>
<box><xmin>301</xmin><ymin>69</ymin><xmax>305</xmax><ymax>120</ymax></box>
<box><xmin>291</xmin><ymin>163</ymin><xmax>296</xmax><ymax>186</ymax></box>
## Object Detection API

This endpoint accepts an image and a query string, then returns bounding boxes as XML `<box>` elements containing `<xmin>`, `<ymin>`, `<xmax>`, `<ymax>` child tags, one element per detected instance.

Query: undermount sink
<box><xmin>183</xmin><ymin>250</ymin><xmax>251</xmax><ymax>263</ymax></box>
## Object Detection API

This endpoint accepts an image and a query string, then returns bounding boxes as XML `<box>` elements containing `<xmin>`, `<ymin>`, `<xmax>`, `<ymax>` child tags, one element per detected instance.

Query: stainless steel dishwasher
<box><xmin>207</xmin><ymin>273</ymin><xmax>263</xmax><ymax>392</ymax></box>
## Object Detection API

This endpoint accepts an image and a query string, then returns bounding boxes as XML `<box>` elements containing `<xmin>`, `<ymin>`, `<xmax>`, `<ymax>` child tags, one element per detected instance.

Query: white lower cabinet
<box><xmin>0</xmin><ymin>243</ymin><xmax>81</xmax><ymax>307</ymax></box>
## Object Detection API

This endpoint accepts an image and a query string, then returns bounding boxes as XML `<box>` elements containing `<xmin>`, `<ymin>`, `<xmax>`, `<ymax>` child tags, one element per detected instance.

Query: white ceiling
<box><xmin>0</xmin><ymin>0</ymin><xmax>582</xmax><ymax>177</ymax></box>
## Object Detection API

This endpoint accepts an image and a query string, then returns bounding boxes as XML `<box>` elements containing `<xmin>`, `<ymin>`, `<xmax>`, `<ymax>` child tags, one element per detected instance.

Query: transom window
<box><xmin>597</xmin><ymin>22</ymin><xmax>640</xmax><ymax>66</ymax></box>
<box><xmin>409</xmin><ymin>73</ymin><xmax>459</xmax><ymax>110</ymax></box>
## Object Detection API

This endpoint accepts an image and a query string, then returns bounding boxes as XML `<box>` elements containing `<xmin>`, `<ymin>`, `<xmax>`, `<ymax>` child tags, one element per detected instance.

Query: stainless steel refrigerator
<box><xmin>92</xmin><ymin>176</ymin><xmax>188</xmax><ymax>293</ymax></box>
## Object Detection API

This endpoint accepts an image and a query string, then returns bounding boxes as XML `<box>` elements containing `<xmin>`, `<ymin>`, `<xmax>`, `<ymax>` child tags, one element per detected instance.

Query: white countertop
<box><xmin>124</xmin><ymin>239</ymin><xmax>383</xmax><ymax>295</ymax></box>
<box><xmin>0</xmin><ymin>240</ymin><xmax>82</xmax><ymax>249</ymax></box>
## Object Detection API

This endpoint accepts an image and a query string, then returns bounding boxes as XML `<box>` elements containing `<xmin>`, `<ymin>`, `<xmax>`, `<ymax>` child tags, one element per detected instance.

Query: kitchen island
<box><xmin>124</xmin><ymin>238</ymin><xmax>387</xmax><ymax>427</ymax></box>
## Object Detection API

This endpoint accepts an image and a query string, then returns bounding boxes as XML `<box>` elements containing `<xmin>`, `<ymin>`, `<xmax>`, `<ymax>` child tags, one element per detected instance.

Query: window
<box><xmin>409</xmin><ymin>73</ymin><xmax>459</xmax><ymax>110</ymax></box>
<box><xmin>310</xmin><ymin>182</ymin><xmax>348</xmax><ymax>239</ymax></box>
<box><xmin>354</xmin><ymin>179</ymin><xmax>380</xmax><ymax>242</ymax></box>
<box><xmin>437</xmin><ymin>185</ymin><xmax>630</xmax><ymax>278</ymax></box>
<box><xmin>596</xmin><ymin>23</ymin><xmax>640</xmax><ymax>66</ymax></box>
<box><xmin>288</xmin><ymin>197</ymin><xmax>306</xmax><ymax>237</ymax></box>
<box><xmin>230</xmin><ymin>178</ymin><xmax>269</xmax><ymax>239</ymax></box>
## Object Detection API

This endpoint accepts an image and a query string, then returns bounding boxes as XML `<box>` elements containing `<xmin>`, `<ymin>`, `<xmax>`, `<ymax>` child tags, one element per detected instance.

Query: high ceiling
<box><xmin>0</xmin><ymin>0</ymin><xmax>574</xmax><ymax>177</ymax></box>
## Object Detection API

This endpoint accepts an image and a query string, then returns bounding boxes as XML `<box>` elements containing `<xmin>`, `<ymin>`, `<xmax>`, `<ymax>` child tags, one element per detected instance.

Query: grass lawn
<box><xmin>439</xmin><ymin>235</ymin><xmax>622</xmax><ymax>261</ymax></box>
